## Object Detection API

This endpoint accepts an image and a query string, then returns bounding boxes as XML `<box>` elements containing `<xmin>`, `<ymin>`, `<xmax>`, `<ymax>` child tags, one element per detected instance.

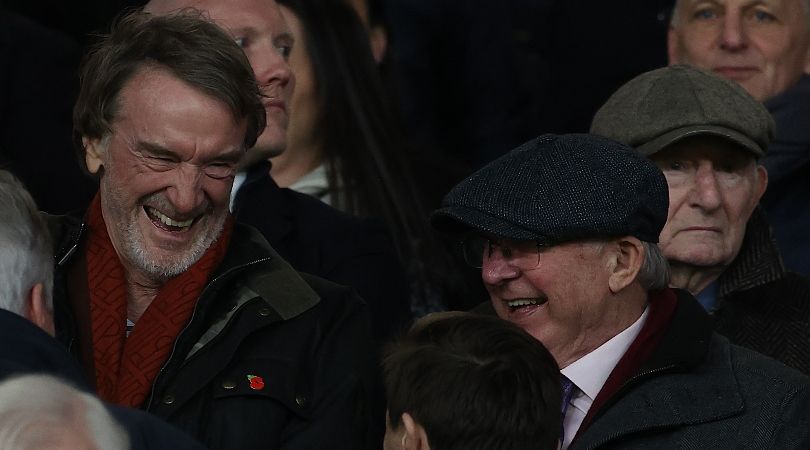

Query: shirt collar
<box><xmin>561</xmin><ymin>306</ymin><xmax>649</xmax><ymax>402</ymax></box>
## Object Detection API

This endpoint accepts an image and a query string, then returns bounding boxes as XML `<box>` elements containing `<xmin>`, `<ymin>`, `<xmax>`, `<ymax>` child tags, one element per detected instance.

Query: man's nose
<box><xmin>251</xmin><ymin>43</ymin><xmax>293</xmax><ymax>89</ymax></box>
<box><xmin>166</xmin><ymin>164</ymin><xmax>205</xmax><ymax>216</ymax></box>
<box><xmin>481</xmin><ymin>251</ymin><xmax>521</xmax><ymax>286</ymax></box>
<box><xmin>719</xmin><ymin>11</ymin><xmax>748</xmax><ymax>51</ymax></box>
<box><xmin>690</xmin><ymin>165</ymin><xmax>723</xmax><ymax>211</ymax></box>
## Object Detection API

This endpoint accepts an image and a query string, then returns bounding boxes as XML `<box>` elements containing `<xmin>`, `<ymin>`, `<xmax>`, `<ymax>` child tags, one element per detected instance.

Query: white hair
<box><xmin>0</xmin><ymin>374</ymin><xmax>129</xmax><ymax>450</ymax></box>
<box><xmin>593</xmin><ymin>238</ymin><xmax>670</xmax><ymax>290</ymax></box>
<box><xmin>638</xmin><ymin>241</ymin><xmax>671</xmax><ymax>290</ymax></box>
<box><xmin>0</xmin><ymin>170</ymin><xmax>53</xmax><ymax>316</ymax></box>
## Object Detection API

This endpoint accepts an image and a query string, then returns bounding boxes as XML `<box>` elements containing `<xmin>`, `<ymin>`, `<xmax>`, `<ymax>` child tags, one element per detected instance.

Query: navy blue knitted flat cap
<box><xmin>431</xmin><ymin>133</ymin><xmax>669</xmax><ymax>243</ymax></box>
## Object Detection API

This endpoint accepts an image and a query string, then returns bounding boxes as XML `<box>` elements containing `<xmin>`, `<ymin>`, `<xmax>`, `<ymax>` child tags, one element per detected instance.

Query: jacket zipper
<box><xmin>145</xmin><ymin>256</ymin><xmax>272</xmax><ymax>410</ymax></box>
<box><xmin>56</xmin><ymin>221</ymin><xmax>85</xmax><ymax>354</ymax></box>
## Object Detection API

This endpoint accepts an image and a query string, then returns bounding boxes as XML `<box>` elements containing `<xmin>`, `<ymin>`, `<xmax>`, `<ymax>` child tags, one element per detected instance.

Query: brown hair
<box><xmin>73</xmin><ymin>9</ymin><xmax>266</xmax><ymax>173</ymax></box>
<box><xmin>383</xmin><ymin>311</ymin><xmax>561</xmax><ymax>450</ymax></box>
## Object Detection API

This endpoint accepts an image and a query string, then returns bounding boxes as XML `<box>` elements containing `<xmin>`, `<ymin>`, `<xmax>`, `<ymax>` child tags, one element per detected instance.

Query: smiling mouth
<box><xmin>505</xmin><ymin>297</ymin><xmax>547</xmax><ymax>311</ymax></box>
<box><xmin>144</xmin><ymin>206</ymin><xmax>196</xmax><ymax>232</ymax></box>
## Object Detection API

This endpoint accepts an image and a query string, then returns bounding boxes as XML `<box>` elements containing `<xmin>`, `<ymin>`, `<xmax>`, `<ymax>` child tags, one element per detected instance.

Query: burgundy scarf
<box><xmin>575</xmin><ymin>289</ymin><xmax>678</xmax><ymax>437</ymax></box>
<box><xmin>85</xmin><ymin>194</ymin><xmax>232</xmax><ymax>407</ymax></box>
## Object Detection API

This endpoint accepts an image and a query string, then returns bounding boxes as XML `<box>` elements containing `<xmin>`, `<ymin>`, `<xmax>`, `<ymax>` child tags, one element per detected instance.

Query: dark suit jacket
<box><xmin>232</xmin><ymin>162</ymin><xmax>412</xmax><ymax>343</ymax></box>
<box><xmin>0</xmin><ymin>309</ymin><xmax>205</xmax><ymax>450</ymax></box>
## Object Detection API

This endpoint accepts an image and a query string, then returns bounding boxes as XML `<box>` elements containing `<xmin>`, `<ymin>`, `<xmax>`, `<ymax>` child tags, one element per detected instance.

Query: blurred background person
<box><xmin>0</xmin><ymin>374</ymin><xmax>129</xmax><ymax>450</ymax></box>
<box><xmin>667</xmin><ymin>0</ymin><xmax>810</xmax><ymax>276</ymax></box>
<box><xmin>275</xmin><ymin>0</ymin><xmax>480</xmax><ymax>314</ymax></box>
<box><xmin>0</xmin><ymin>170</ymin><xmax>56</xmax><ymax>337</ymax></box>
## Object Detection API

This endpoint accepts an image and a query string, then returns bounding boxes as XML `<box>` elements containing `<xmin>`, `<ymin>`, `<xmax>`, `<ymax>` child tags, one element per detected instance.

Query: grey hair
<box><xmin>0</xmin><ymin>170</ymin><xmax>53</xmax><ymax>316</ymax></box>
<box><xmin>0</xmin><ymin>374</ymin><xmax>129</xmax><ymax>450</ymax></box>
<box><xmin>671</xmin><ymin>0</ymin><xmax>810</xmax><ymax>26</ymax></box>
<box><xmin>638</xmin><ymin>241</ymin><xmax>671</xmax><ymax>290</ymax></box>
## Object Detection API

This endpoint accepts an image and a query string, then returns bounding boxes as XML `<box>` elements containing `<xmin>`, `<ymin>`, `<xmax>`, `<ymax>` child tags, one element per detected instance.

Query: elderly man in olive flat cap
<box><xmin>667</xmin><ymin>0</ymin><xmax>810</xmax><ymax>277</ymax></box>
<box><xmin>431</xmin><ymin>133</ymin><xmax>810</xmax><ymax>450</ymax></box>
<box><xmin>592</xmin><ymin>65</ymin><xmax>810</xmax><ymax>376</ymax></box>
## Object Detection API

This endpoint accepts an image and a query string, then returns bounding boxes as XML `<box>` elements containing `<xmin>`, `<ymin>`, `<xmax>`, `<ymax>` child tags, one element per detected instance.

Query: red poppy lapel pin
<box><xmin>246</xmin><ymin>374</ymin><xmax>265</xmax><ymax>390</ymax></box>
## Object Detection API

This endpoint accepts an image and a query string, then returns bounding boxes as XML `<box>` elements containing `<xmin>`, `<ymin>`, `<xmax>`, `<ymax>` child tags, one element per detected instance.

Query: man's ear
<box><xmin>401</xmin><ymin>413</ymin><xmax>430</xmax><ymax>450</ymax></box>
<box><xmin>607</xmin><ymin>237</ymin><xmax>644</xmax><ymax>294</ymax></box>
<box><xmin>82</xmin><ymin>136</ymin><xmax>105</xmax><ymax>174</ymax></box>
<box><xmin>26</xmin><ymin>282</ymin><xmax>55</xmax><ymax>336</ymax></box>
<box><xmin>754</xmin><ymin>164</ymin><xmax>768</xmax><ymax>203</ymax></box>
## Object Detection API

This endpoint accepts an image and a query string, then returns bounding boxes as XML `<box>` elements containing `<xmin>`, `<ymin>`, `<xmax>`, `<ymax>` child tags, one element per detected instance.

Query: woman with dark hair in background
<box><xmin>273</xmin><ymin>0</ymin><xmax>484</xmax><ymax>315</ymax></box>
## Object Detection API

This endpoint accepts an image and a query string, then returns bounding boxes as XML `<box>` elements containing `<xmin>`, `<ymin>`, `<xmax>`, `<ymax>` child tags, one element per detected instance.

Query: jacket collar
<box><xmin>46</xmin><ymin>210</ymin><xmax>318</xmax><ymax>322</ymax></box>
<box><xmin>232</xmin><ymin>161</ymin><xmax>294</xmax><ymax>246</ymax></box>
<box><xmin>717</xmin><ymin>207</ymin><xmax>784</xmax><ymax>300</ymax></box>
<box><xmin>574</xmin><ymin>290</ymin><xmax>745</xmax><ymax>449</ymax></box>
<box><xmin>208</xmin><ymin>222</ymin><xmax>319</xmax><ymax>320</ymax></box>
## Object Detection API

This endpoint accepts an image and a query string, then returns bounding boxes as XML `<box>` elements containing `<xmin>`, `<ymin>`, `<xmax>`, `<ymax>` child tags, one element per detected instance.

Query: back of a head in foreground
<box><xmin>383</xmin><ymin>311</ymin><xmax>561</xmax><ymax>450</ymax></box>
<box><xmin>0</xmin><ymin>374</ymin><xmax>129</xmax><ymax>450</ymax></box>
<box><xmin>0</xmin><ymin>170</ymin><xmax>53</xmax><ymax>316</ymax></box>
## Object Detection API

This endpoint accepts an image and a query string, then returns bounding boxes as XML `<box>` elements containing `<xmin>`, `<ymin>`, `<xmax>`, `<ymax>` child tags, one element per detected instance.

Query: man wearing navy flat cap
<box><xmin>432</xmin><ymin>133</ymin><xmax>810</xmax><ymax>449</ymax></box>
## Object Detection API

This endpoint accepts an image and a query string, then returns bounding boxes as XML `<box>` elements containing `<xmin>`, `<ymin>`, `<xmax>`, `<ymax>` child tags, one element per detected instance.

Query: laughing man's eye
<box><xmin>204</xmin><ymin>163</ymin><xmax>236</xmax><ymax>180</ymax></box>
<box><xmin>234</xmin><ymin>37</ymin><xmax>248</xmax><ymax>48</ymax></box>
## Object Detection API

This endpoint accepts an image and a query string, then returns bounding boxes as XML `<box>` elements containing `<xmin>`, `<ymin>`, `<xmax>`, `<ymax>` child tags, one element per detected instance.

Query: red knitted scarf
<box><xmin>85</xmin><ymin>194</ymin><xmax>232</xmax><ymax>407</ymax></box>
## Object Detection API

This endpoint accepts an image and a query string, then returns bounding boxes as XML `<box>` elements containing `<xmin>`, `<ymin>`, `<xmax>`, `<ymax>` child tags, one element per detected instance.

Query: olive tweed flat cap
<box><xmin>431</xmin><ymin>133</ymin><xmax>669</xmax><ymax>243</ymax></box>
<box><xmin>590</xmin><ymin>64</ymin><xmax>774</xmax><ymax>157</ymax></box>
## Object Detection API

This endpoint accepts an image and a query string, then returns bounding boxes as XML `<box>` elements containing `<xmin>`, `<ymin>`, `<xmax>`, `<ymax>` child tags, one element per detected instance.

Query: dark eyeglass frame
<box><xmin>461</xmin><ymin>235</ymin><xmax>552</xmax><ymax>270</ymax></box>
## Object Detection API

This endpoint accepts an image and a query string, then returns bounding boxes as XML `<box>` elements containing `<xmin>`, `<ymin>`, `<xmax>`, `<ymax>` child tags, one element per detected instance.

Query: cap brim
<box><xmin>430</xmin><ymin>206</ymin><xmax>542</xmax><ymax>240</ymax></box>
<box><xmin>636</xmin><ymin>125</ymin><xmax>764</xmax><ymax>158</ymax></box>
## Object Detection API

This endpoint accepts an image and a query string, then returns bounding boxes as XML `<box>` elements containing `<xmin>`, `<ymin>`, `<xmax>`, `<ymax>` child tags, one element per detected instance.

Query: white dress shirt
<box><xmin>559</xmin><ymin>306</ymin><xmax>649</xmax><ymax>450</ymax></box>
<box><xmin>228</xmin><ymin>171</ymin><xmax>247</xmax><ymax>212</ymax></box>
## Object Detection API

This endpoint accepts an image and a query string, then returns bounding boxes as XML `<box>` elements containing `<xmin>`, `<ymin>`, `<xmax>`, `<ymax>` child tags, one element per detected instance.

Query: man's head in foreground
<box><xmin>145</xmin><ymin>0</ymin><xmax>296</xmax><ymax>165</ymax></box>
<box><xmin>431</xmin><ymin>134</ymin><xmax>670</xmax><ymax>368</ymax></box>
<box><xmin>0</xmin><ymin>170</ymin><xmax>54</xmax><ymax>335</ymax></box>
<box><xmin>73</xmin><ymin>11</ymin><xmax>265</xmax><ymax>284</ymax></box>
<box><xmin>0</xmin><ymin>374</ymin><xmax>128</xmax><ymax>450</ymax></box>
<box><xmin>591</xmin><ymin>65</ymin><xmax>772</xmax><ymax>293</ymax></box>
<box><xmin>668</xmin><ymin>0</ymin><xmax>810</xmax><ymax>101</ymax></box>
<box><xmin>382</xmin><ymin>311</ymin><xmax>561</xmax><ymax>450</ymax></box>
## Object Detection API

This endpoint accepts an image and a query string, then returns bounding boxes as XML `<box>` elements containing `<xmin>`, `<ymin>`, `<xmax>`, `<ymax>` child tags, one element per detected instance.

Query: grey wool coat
<box><xmin>571</xmin><ymin>289</ymin><xmax>810</xmax><ymax>449</ymax></box>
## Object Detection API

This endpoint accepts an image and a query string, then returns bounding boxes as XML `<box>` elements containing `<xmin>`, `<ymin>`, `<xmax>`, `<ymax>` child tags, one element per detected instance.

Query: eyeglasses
<box><xmin>461</xmin><ymin>236</ymin><xmax>550</xmax><ymax>270</ymax></box>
